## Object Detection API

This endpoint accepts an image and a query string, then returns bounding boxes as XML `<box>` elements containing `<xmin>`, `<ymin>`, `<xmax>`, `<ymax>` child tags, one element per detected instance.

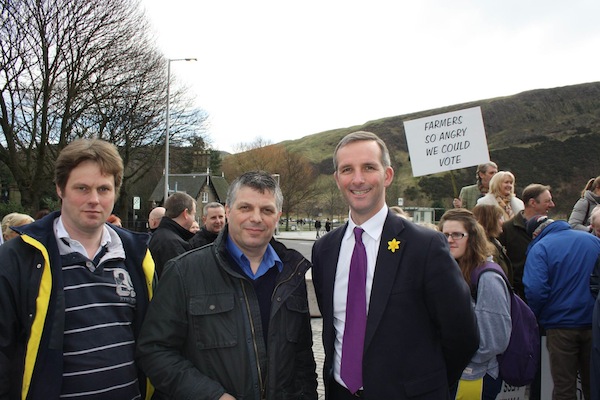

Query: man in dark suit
<box><xmin>312</xmin><ymin>131</ymin><xmax>479</xmax><ymax>399</ymax></box>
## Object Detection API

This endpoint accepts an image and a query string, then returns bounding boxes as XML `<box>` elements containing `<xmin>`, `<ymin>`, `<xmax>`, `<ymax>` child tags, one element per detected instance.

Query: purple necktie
<box><xmin>340</xmin><ymin>227</ymin><xmax>367</xmax><ymax>394</ymax></box>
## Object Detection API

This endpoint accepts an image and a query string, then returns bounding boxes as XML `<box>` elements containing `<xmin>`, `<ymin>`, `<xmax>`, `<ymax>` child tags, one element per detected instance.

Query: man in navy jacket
<box><xmin>0</xmin><ymin>139</ymin><xmax>155</xmax><ymax>400</ymax></box>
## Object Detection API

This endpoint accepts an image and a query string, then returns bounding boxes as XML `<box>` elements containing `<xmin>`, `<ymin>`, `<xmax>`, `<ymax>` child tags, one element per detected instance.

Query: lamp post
<box><xmin>272</xmin><ymin>173</ymin><xmax>280</xmax><ymax>235</ymax></box>
<box><xmin>164</xmin><ymin>57</ymin><xmax>197</xmax><ymax>203</ymax></box>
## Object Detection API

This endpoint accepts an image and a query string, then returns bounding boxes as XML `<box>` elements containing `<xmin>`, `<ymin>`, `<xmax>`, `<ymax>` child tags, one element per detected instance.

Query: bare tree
<box><xmin>222</xmin><ymin>143</ymin><xmax>319</xmax><ymax>229</ymax></box>
<box><xmin>0</xmin><ymin>0</ymin><xmax>208</xmax><ymax>214</ymax></box>
<box><xmin>318</xmin><ymin>175</ymin><xmax>347</xmax><ymax>221</ymax></box>
<box><xmin>232</xmin><ymin>137</ymin><xmax>273</xmax><ymax>154</ymax></box>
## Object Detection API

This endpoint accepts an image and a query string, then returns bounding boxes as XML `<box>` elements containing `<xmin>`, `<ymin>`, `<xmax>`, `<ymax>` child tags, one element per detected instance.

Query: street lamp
<box><xmin>164</xmin><ymin>57</ymin><xmax>197</xmax><ymax>203</ymax></box>
<box><xmin>272</xmin><ymin>173</ymin><xmax>280</xmax><ymax>235</ymax></box>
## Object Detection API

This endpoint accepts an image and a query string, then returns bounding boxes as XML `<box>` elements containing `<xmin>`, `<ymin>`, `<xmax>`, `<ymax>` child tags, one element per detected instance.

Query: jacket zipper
<box><xmin>240</xmin><ymin>258</ymin><xmax>307</xmax><ymax>399</ymax></box>
<box><xmin>271</xmin><ymin>259</ymin><xmax>305</xmax><ymax>302</ymax></box>
<box><xmin>240</xmin><ymin>281</ymin><xmax>266</xmax><ymax>399</ymax></box>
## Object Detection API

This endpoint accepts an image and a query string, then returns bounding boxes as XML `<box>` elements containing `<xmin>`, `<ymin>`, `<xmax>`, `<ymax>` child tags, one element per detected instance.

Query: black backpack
<box><xmin>470</xmin><ymin>262</ymin><xmax>540</xmax><ymax>387</ymax></box>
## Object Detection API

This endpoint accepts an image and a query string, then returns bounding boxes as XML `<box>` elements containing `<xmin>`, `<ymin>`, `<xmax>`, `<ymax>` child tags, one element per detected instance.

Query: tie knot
<box><xmin>353</xmin><ymin>227</ymin><xmax>364</xmax><ymax>243</ymax></box>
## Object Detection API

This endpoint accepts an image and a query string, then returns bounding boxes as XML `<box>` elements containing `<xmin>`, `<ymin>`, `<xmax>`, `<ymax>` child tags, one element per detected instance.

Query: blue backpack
<box><xmin>470</xmin><ymin>262</ymin><xmax>540</xmax><ymax>387</ymax></box>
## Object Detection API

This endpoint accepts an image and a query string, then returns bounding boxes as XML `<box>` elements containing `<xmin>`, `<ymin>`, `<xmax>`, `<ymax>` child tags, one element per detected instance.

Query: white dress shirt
<box><xmin>332</xmin><ymin>205</ymin><xmax>388</xmax><ymax>387</ymax></box>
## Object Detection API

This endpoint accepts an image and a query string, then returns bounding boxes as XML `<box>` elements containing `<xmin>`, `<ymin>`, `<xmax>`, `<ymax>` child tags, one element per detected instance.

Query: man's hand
<box><xmin>219</xmin><ymin>394</ymin><xmax>236</xmax><ymax>400</ymax></box>
<box><xmin>453</xmin><ymin>198</ymin><xmax>463</xmax><ymax>208</ymax></box>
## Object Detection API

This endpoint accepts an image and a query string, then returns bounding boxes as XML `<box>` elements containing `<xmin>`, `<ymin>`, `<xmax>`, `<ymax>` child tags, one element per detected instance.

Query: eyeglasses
<box><xmin>443</xmin><ymin>232</ymin><xmax>468</xmax><ymax>240</ymax></box>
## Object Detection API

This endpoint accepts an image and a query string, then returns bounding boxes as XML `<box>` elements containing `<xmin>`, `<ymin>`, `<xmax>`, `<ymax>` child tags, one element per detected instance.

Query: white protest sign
<box><xmin>403</xmin><ymin>106</ymin><xmax>490</xmax><ymax>177</ymax></box>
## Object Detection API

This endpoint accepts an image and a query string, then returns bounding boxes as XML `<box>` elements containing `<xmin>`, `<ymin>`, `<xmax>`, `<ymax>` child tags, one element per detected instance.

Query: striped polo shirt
<box><xmin>54</xmin><ymin>218</ymin><xmax>141</xmax><ymax>399</ymax></box>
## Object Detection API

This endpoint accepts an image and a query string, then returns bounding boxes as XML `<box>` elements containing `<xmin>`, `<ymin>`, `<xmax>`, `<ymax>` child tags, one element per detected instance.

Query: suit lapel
<box><xmin>320</xmin><ymin>224</ymin><xmax>346</xmax><ymax>329</ymax></box>
<box><xmin>364</xmin><ymin>214</ymin><xmax>406</xmax><ymax>350</ymax></box>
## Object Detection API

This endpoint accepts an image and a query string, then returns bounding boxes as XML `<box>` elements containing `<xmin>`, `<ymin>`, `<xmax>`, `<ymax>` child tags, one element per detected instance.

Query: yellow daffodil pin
<box><xmin>387</xmin><ymin>238</ymin><xmax>400</xmax><ymax>253</ymax></box>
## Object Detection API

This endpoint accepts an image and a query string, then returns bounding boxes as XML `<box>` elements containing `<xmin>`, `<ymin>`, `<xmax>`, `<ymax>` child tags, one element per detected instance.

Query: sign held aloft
<box><xmin>403</xmin><ymin>106</ymin><xmax>490</xmax><ymax>177</ymax></box>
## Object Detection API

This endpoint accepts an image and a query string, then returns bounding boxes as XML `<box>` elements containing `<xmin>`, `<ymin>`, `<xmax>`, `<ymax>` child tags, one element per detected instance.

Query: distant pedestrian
<box><xmin>189</xmin><ymin>220</ymin><xmax>200</xmax><ymax>233</ymax></box>
<box><xmin>477</xmin><ymin>171</ymin><xmax>524</xmax><ymax>220</ymax></box>
<box><xmin>148</xmin><ymin>192</ymin><xmax>196</xmax><ymax>278</ymax></box>
<box><xmin>189</xmin><ymin>202</ymin><xmax>226</xmax><ymax>248</ymax></box>
<box><xmin>34</xmin><ymin>208</ymin><xmax>51</xmax><ymax>220</ymax></box>
<box><xmin>106</xmin><ymin>214</ymin><xmax>122</xmax><ymax>227</ymax></box>
<box><xmin>325</xmin><ymin>218</ymin><xmax>331</xmax><ymax>233</ymax></box>
<box><xmin>1</xmin><ymin>212</ymin><xmax>34</xmax><ymax>242</ymax></box>
<box><xmin>453</xmin><ymin>162</ymin><xmax>498</xmax><ymax>210</ymax></box>
<box><xmin>591</xmin><ymin>205</ymin><xmax>600</xmax><ymax>238</ymax></box>
<box><xmin>315</xmin><ymin>219</ymin><xmax>322</xmax><ymax>238</ymax></box>
<box><xmin>390</xmin><ymin>205</ymin><xmax>410</xmax><ymax>219</ymax></box>
<box><xmin>147</xmin><ymin>206</ymin><xmax>165</xmax><ymax>234</ymax></box>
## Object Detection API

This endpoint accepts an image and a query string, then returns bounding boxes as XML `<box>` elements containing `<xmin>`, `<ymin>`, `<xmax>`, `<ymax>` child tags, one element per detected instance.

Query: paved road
<box><xmin>311</xmin><ymin>318</ymin><xmax>325</xmax><ymax>399</ymax></box>
<box><xmin>277</xmin><ymin>231</ymin><xmax>326</xmax><ymax>398</ymax></box>
<box><xmin>279</xmin><ymin>238</ymin><xmax>314</xmax><ymax>262</ymax></box>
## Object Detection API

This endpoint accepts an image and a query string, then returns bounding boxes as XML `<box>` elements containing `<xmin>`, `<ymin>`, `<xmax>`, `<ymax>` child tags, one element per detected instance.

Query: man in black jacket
<box><xmin>189</xmin><ymin>202</ymin><xmax>225</xmax><ymax>248</ymax></box>
<box><xmin>137</xmin><ymin>171</ymin><xmax>317</xmax><ymax>400</ymax></box>
<box><xmin>148</xmin><ymin>192</ymin><xmax>196</xmax><ymax>277</ymax></box>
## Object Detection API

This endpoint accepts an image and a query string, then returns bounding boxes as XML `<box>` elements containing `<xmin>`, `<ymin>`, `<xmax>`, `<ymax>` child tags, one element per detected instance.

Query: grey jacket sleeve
<box><xmin>463</xmin><ymin>271</ymin><xmax>512</xmax><ymax>380</ymax></box>
<box><xmin>569</xmin><ymin>197</ymin><xmax>591</xmax><ymax>231</ymax></box>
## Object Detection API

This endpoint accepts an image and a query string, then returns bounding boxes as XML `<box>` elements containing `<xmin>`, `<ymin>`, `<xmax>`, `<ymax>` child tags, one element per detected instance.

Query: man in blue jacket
<box><xmin>0</xmin><ymin>139</ymin><xmax>155</xmax><ymax>400</ymax></box>
<box><xmin>524</xmin><ymin>215</ymin><xmax>600</xmax><ymax>400</ymax></box>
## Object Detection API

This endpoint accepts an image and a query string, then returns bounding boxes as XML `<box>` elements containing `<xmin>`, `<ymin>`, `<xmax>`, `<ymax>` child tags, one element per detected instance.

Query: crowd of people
<box><xmin>452</xmin><ymin>167</ymin><xmax>600</xmax><ymax>400</ymax></box>
<box><xmin>0</xmin><ymin>133</ymin><xmax>599</xmax><ymax>400</ymax></box>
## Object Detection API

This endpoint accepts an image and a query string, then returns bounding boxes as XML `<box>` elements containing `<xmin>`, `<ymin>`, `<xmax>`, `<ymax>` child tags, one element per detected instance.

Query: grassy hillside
<box><xmin>238</xmin><ymin>81</ymin><xmax>600</xmax><ymax>217</ymax></box>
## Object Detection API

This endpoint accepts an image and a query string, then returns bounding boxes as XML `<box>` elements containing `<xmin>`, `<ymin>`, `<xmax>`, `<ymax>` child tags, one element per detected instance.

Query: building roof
<box><xmin>149</xmin><ymin>174</ymin><xmax>229</xmax><ymax>204</ymax></box>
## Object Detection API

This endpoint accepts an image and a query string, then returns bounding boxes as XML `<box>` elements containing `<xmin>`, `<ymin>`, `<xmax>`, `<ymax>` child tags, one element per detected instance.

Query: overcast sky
<box><xmin>141</xmin><ymin>0</ymin><xmax>600</xmax><ymax>153</ymax></box>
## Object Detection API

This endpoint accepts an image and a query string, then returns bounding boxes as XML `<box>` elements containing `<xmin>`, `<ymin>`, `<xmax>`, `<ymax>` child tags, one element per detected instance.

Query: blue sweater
<box><xmin>524</xmin><ymin>220</ymin><xmax>600</xmax><ymax>329</ymax></box>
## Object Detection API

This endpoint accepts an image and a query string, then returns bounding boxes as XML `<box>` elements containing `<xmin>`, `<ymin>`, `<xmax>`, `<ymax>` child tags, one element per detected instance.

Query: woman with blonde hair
<box><xmin>477</xmin><ymin>171</ymin><xmax>524</xmax><ymax>220</ymax></box>
<box><xmin>439</xmin><ymin>208</ymin><xmax>511</xmax><ymax>400</ymax></box>
<box><xmin>1</xmin><ymin>212</ymin><xmax>34</xmax><ymax>242</ymax></box>
<box><xmin>569</xmin><ymin>176</ymin><xmax>600</xmax><ymax>231</ymax></box>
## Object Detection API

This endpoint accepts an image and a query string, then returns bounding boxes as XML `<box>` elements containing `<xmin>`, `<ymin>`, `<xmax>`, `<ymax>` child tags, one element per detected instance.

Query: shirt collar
<box><xmin>54</xmin><ymin>216</ymin><xmax>114</xmax><ymax>258</ymax></box>
<box><xmin>225</xmin><ymin>235</ymin><xmax>283</xmax><ymax>280</ymax></box>
<box><xmin>55</xmin><ymin>216</ymin><xmax>112</xmax><ymax>246</ymax></box>
<box><xmin>346</xmin><ymin>204</ymin><xmax>388</xmax><ymax>242</ymax></box>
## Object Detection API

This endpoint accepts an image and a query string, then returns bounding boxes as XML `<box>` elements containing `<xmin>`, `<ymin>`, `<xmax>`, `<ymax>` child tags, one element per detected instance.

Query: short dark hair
<box><xmin>165</xmin><ymin>192</ymin><xmax>196</xmax><ymax>218</ymax></box>
<box><xmin>522</xmin><ymin>184</ymin><xmax>551</xmax><ymax>205</ymax></box>
<box><xmin>55</xmin><ymin>139</ymin><xmax>124</xmax><ymax>195</ymax></box>
<box><xmin>226</xmin><ymin>171</ymin><xmax>283</xmax><ymax>211</ymax></box>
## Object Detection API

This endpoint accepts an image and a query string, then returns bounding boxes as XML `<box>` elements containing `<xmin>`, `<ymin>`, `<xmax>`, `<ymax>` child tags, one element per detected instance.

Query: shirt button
<box><xmin>209</xmin><ymin>304</ymin><xmax>216</xmax><ymax>310</ymax></box>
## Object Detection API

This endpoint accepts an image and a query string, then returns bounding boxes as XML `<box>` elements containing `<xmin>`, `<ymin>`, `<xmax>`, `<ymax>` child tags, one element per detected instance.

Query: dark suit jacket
<box><xmin>312</xmin><ymin>212</ymin><xmax>479</xmax><ymax>399</ymax></box>
<box><xmin>498</xmin><ymin>211</ymin><xmax>530</xmax><ymax>300</ymax></box>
